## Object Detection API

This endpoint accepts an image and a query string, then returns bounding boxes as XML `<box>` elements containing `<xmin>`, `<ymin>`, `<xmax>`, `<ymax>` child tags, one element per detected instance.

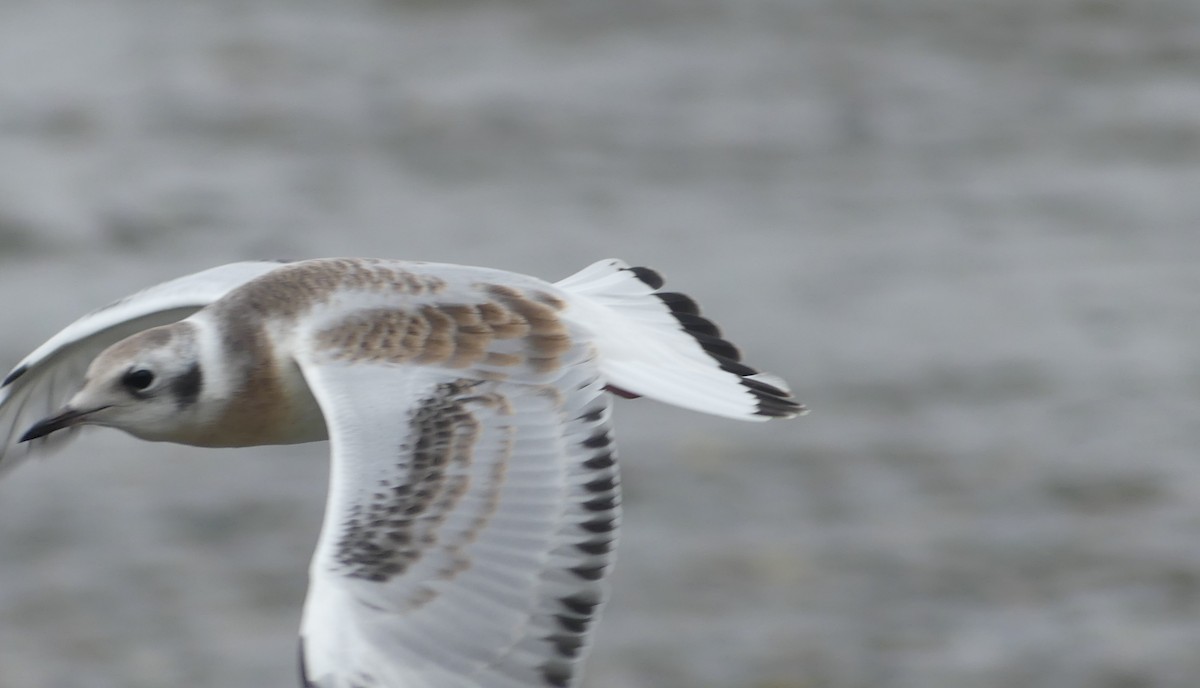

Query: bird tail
<box><xmin>555</xmin><ymin>259</ymin><xmax>804</xmax><ymax>421</ymax></box>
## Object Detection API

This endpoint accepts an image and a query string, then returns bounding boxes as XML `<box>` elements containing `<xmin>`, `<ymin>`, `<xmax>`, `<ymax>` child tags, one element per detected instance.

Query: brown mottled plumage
<box><xmin>0</xmin><ymin>257</ymin><xmax>802</xmax><ymax>688</ymax></box>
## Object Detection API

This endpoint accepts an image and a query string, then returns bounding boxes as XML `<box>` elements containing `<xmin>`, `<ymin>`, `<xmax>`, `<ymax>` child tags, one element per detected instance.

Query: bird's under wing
<box><xmin>295</xmin><ymin>335</ymin><xmax>619</xmax><ymax>688</ymax></box>
<box><xmin>0</xmin><ymin>260</ymin><xmax>286</xmax><ymax>472</ymax></box>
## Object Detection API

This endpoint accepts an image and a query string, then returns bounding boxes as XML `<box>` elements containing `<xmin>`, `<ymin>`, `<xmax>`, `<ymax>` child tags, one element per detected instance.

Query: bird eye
<box><xmin>122</xmin><ymin>369</ymin><xmax>155</xmax><ymax>392</ymax></box>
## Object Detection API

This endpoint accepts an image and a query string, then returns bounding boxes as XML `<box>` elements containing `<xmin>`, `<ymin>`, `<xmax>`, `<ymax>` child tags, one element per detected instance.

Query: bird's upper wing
<box><xmin>0</xmin><ymin>260</ymin><xmax>286</xmax><ymax>471</ymax></box>
<box><xmin>294</xmin><ymin>298</ymin><xmax>619</xmax><ymax>688</ymax></box>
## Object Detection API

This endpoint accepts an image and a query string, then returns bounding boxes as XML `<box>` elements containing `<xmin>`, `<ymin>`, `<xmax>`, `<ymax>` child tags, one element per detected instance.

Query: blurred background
<box><xmin>1</xmin><ymin>0</ymin><xmax>1198</xmax><ymax>686</ymax></box>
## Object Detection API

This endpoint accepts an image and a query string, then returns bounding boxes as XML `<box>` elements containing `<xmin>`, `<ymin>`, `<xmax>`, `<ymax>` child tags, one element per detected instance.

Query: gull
<box><xmin>0</xmin><ymin>257</ymin><xmax>802</xmax><ymax>688</ymax></box>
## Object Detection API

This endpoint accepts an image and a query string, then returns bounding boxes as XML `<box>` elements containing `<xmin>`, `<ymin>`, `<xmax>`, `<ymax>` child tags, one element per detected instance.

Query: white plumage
<box><xmin>0</xmin><ymin>258</ymin><xmax>802</xmax><ymax>687</ymax></box>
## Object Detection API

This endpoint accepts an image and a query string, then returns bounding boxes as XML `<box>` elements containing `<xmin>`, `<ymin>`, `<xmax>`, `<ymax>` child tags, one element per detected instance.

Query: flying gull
<box><xmin>0</xmin><ymin>257</ymin><xmax>802</xmax><ymax>687</ymax></box>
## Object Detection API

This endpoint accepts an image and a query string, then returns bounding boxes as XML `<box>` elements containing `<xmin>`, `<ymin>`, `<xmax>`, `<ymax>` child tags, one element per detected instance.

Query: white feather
<box><xmin>0</xmin><ymin>257</ymin><xmax>801</xmax><ymax>688</ymax></box>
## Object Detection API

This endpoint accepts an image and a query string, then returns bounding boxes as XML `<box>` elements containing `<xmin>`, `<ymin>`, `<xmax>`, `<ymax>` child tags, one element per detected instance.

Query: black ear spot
<box><xmin>122</xmin><ymin>368</ymin><xmax>155</xmax><ymax>393</ymax></box>
<box><xmin>171</xmin><ymin>363</ymin><xmax>203</xmax><ymax>407</ymax></box>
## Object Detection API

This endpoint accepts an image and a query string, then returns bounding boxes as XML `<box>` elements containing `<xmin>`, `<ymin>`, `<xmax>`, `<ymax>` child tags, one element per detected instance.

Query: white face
<box><xmin>25</xmin><ymin>323</ymin><xmax>208</xmax><ymax>444</ymax></box>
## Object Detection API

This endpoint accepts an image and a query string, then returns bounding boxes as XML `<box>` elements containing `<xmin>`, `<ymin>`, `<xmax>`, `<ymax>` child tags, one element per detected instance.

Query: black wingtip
<box><xmin>651</xmin><ymin>280</ymin><xmax>806</xmax><ymax>419</ymax></box>
<box><xmin>738</xmin><ymin>376</ymin><xmax>806</xmax><ymax>418</ymax></box>
<box><xmin>673</xmin><ymin>311</ymin><xmax>721</xmax><ymax>337</ymax></box>
<box><xmin>654</xmin><ymin>292</ymin><xmax>745</xmax><ymax>363</ymax></box>
<box><xmin>750</xmin><ymin>390</ymin><xmax>805</xmax><ymax>418</ymax></box>
<box><xmin>2</xmin><ymin>364</ymin><xmax>28</xmax><ymax>387</ymax></box>
<box><xmin>692</xmin><ymin>332</ymin><xmax>741</xmax><ymax>362</ymax></box>
<box><xmin>625</xmin><ymin>266</ymin><xmax>665</xmax><ymax>290</ymax></box>
<box><xmin>656</xmin><ymin>291</ymin><xmax>699</xmax><ymax>315</ymax></box>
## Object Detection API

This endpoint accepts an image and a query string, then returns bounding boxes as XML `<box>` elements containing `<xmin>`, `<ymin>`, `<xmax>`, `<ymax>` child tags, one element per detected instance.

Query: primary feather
<box><xmin>0</xmin><ymin>258</ymin><xmax>801</xmax><ymax>687</ymax></box>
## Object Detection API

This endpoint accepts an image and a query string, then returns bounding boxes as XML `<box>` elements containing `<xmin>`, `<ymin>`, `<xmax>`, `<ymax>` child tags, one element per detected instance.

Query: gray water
<box><xmin>1</xmin><ymin>0</ymin><xmax>1199</xmax><ymax>686</ymax></box>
